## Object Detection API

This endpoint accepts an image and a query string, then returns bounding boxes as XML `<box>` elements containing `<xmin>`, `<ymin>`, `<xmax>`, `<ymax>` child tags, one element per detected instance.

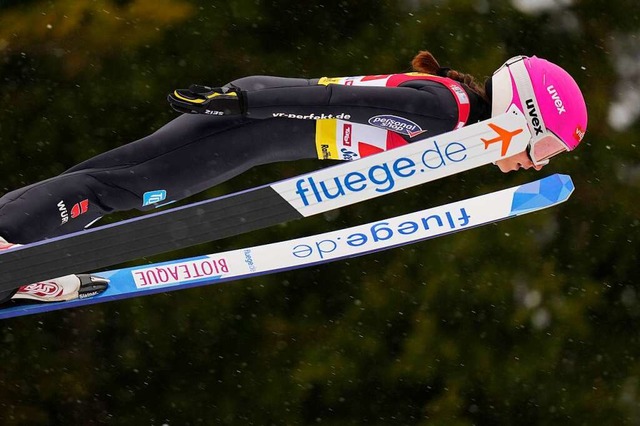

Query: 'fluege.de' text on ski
<box><xmin>294</xmin><ymin>140</ymin><xmax>467</xmax><ymax>206</ymax></box>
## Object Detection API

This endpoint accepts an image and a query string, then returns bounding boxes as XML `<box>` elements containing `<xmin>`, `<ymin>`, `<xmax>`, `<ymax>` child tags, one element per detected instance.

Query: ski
<box><xmin>0</xmin><ymin>107</ymin><xmax>530</xmax><ymax>291</ymax></box>
<box><xmin>0</xmin><ymin>174</ymin><xmax>574</xmax><ymax>320</ymax></box>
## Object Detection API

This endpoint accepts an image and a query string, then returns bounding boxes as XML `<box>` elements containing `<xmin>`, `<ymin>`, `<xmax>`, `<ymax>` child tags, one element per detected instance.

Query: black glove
<box><xmin>168</xmin><ymin>85</ymin><xmax>245</xmax><ymax>116</ymax></box>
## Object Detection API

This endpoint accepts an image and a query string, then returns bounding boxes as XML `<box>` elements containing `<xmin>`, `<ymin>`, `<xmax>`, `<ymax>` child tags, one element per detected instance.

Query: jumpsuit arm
<box><xmin>241</xmin><ymin>83</ymin><xmax>459</xmax><ymax>138</ymax></box>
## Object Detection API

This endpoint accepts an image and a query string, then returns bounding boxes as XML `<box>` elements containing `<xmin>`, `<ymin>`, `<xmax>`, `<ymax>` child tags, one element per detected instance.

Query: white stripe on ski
<box><xmin>272</xmin><ymin>105</ymin><xmax>530</xmax><ymax>216</ymax></box>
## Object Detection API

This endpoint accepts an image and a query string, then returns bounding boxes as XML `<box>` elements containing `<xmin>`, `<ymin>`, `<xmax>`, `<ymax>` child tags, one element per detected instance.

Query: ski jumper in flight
<box><xmin>0</xmin><ymin>51</ymin><xmax>588</xmax><ymax>303</ymax></box>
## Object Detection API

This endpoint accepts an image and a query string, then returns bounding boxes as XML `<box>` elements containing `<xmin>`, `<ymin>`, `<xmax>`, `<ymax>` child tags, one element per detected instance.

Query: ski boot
<box><xmin>0</xmin><ymin>237</ymin><xmax>109</xmax><ymax>303</ymax></box>
<box><xmin>11</xmin><ymin>274</ymin><xmax>109</xmax><ymax>302</ymax></box>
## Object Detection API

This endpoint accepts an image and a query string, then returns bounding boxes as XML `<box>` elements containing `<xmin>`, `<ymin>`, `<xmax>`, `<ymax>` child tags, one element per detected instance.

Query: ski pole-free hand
<box><xmin>168</xmin><ymin>85</ymin><xmax>245</xmax><ymax>116</ymax></box>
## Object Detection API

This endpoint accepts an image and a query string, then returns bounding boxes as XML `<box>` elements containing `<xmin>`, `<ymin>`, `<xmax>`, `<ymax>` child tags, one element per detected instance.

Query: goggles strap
<box><xmin>506</xmin><ymin>57</ymin><xmax>548</xmax><ymax>137</ymax></box>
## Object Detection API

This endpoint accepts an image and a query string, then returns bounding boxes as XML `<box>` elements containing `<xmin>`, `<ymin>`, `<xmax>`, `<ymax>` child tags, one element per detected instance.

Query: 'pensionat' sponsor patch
<box><xmin>367</xmin><ymin>115</ymin><xmax>426</xmax><ymax>138</ymax></box>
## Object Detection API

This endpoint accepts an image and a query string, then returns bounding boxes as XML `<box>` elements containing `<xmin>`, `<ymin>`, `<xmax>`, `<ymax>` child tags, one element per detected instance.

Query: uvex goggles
<box><xmin>494</xmin><ymin>56</ymin><xmax>570</xmax><ymax>166</ymax></box>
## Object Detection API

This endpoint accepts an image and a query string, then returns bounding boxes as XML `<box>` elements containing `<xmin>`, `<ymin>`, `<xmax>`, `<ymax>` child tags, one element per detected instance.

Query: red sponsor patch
<box><xmin>18</xmin><ymin>282</ymin><xmax>64</xmax><ymax>297</ymax></box>
<box><xmin>574</xmin><ymin>125</ymin><xmax>585</xmax><ymax>142</ymax></box>
<box><xmin>342</xmin><ymin>123</ymin><xmax>352</xmax><ymax>146</ymax></box>
<box><xmin>357</xmin><ymin>142</ymin><xmax>384</xmax><ymax>158</ymax></box>
<box><xmin>71</xmin><ymin>199</ymin><xmax>89</xmax><ymax>218</ymax></box>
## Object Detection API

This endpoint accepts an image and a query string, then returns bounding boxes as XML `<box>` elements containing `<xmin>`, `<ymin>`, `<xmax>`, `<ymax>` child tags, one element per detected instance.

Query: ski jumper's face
<box><xmin>494</xmin><ymin>151</ymin><xmax>545</xmax><ymax>173</ymax></box>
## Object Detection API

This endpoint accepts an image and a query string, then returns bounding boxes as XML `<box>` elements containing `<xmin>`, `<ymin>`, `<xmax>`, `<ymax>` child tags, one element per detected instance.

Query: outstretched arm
<box><xmin>168</xmin><ymin>81</ymin><xmax>459</xmax><ymax>139</ymax></box>
<box><xmin>243</xmin><ymin>84</ymin><xmax>449</xmax><ymax>125</ymax></box>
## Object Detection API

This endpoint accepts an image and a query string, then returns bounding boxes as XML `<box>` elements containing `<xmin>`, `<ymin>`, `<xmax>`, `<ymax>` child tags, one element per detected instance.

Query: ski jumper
<box><xmin>0</xmin><ymin>74</ymin><xmax>490</xmax><ymax>245</ymax></box>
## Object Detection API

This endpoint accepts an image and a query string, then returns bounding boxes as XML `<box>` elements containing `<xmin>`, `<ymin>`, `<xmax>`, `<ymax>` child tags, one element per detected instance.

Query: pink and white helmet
<box><xmin>491</xmin><ymin>55</ymin><xmax>588</xmax><ymax>165</ymax></box>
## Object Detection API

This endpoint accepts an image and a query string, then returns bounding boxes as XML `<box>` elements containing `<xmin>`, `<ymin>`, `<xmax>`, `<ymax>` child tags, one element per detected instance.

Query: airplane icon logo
<box><xmin>481</xmin><ymin>123</ymin><xmax>524</xmax><ymax>156</ymax></box>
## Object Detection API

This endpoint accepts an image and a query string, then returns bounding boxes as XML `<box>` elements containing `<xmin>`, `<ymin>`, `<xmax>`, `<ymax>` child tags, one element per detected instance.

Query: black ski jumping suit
<box><xmin>0</xmin><ymin>74</ymin><xmax>490</xmax><ymax>245</ymax></box>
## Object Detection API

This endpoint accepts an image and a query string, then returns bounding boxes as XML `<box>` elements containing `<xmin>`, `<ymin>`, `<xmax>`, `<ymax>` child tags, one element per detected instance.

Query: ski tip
<box><xmin>555</xmin><ymin>174</ymin><xmax>574</xmax><ymax>192</ymax></box>
<box><xmin>509</xmin><ymin>173</ymin><xmax>574</xmax><ymax>214</ymax></box>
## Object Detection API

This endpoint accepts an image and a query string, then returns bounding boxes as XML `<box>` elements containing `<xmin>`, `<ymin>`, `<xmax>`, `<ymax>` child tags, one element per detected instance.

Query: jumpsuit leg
<box><xmin>0</xmin><ymin>76</ymin><xmax>321</xmax><ymax>300</ymax></box>
<box><xmin>0</xmin><ymin>114</ymin><xmax>317</xmax><ymax>244</ymax></box>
